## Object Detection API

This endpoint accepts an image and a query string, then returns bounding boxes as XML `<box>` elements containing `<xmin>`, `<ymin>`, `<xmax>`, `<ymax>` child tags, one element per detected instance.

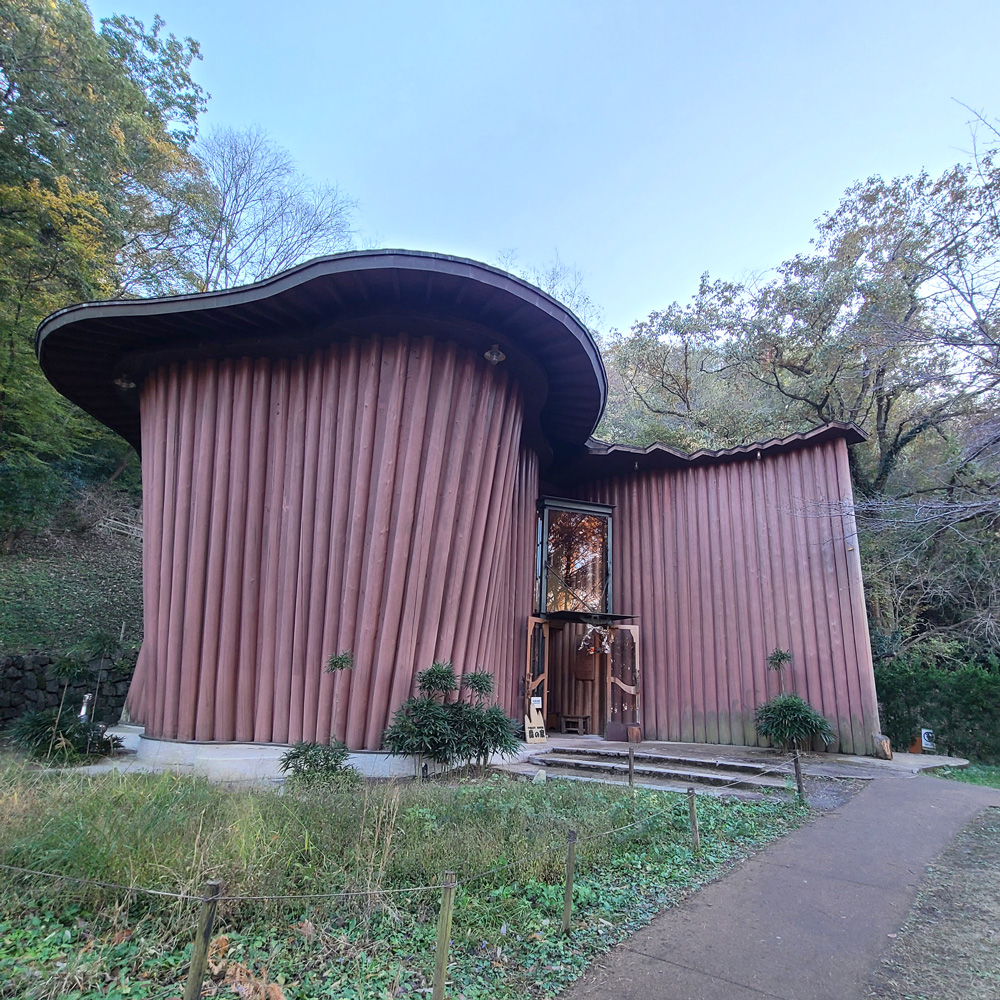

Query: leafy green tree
<box><xmin>0</xmin><ymin>178</ymin><xmax>115</xmax><ymax>534</ymax></box>
<box><xmin>602</xmin><ymin>134</ymin><xmax>1000</xmax><ymax>665</ymax></box>
<box><xmin>0</xmin><ymin>1</ymin><xmax>207</xmax><ymax>535</ymax></box>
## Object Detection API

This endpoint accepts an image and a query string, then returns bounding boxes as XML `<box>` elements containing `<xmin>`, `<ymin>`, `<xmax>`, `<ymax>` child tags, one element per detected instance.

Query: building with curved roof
<box><xmin>36</xmin><ymin>250</ymin><xmax>881</xmax><ymax>754</ymax></box>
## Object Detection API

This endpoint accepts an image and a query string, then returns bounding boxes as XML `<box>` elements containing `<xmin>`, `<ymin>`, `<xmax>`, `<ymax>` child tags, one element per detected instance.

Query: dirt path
<box><xmin>862</xmin><ymin>806</ymin><xmax>1000</xmax><ymax>1000</ymax></box>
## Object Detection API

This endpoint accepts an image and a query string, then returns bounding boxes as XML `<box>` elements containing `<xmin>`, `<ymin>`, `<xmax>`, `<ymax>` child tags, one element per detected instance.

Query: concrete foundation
<box><xmin>95</xmin><ymin>726</ymin><xmax>417</xmax><ymax>782</ymax></box>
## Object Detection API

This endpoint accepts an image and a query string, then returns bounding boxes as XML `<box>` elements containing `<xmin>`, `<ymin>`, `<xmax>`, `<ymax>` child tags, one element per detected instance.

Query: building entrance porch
<box><xmin>525</xmin><ymin>496</ymin><xmax>641</xmax><ymax>742</ymax></box>
<box><xmin>524</xmin><ymin>616</ymin><xmax>640</xmax><ymax>742</ymax></box>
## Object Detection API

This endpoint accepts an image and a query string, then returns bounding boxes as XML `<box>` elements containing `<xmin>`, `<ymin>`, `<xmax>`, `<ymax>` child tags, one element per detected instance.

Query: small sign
<box><xmin>524</xmin><ymin>703</ymin><xmax>547</xmax><ymax>743</ymax></box>
<box><xmin>921</xmin><ymin>728</ymin><xmax>936</xmax><ymax>751</ymax></box>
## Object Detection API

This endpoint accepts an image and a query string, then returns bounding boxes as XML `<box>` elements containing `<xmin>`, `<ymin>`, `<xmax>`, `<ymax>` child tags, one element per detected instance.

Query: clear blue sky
<box><xmin>92</xmin><ymin>0</ymin><xmax>999</xmax><ymax>331</ymax></box>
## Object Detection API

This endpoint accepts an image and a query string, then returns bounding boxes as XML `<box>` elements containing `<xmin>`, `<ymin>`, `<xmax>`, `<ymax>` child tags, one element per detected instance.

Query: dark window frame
<box><xmin>535</xmin><ymin>496</ymin><xmax>614</xmax><ymax>615</ymax></box>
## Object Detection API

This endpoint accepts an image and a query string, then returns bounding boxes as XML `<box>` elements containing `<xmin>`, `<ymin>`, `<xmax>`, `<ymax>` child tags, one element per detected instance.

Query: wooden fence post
<box><xmin>182</xmin><ymin>880</ymin><xmax>221</xmax><ymax>1000</ymax></box>
<box><xmin>628</xmin><ymin>746</ymin><xmax>635</xmax><ymax>788</ymax></box>
<box><xmin>432</xmin><ymin>870</ymin><xmax>457</xmax><ymax>1000</ymax></box>
<box><xmin>687</xmin><ymin>788</ymin><xmax>700</xmax><ymax>854</ymax></box>
<box><xmin>793</xmin><ymin>751</ymin><xmax>805</xmax><ymax>803</ymax></box>
<box><xmin>561</xmin><ymin>829</ymin><xmax>578</xmax><ymax>935</ymax></box>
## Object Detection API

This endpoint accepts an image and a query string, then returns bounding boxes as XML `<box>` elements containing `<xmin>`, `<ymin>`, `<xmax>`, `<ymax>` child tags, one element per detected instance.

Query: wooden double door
<box><xmin>525</xmin><ymin>617</ymin><xmax>640</xmax><ymax>741</ymax></box>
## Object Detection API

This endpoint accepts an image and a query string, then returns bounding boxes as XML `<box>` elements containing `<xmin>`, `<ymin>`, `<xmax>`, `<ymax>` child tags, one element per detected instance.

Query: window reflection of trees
<box><xmin>545</xmin><ymin>511</ymin><xmax>609</xmax><ymax>612</ymax></box>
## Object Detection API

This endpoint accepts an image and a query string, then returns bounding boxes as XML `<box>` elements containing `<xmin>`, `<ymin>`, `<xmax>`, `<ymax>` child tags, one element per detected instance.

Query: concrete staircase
<box><xmin>525</xmin><ymin>745</ymin><xmax>795</xmax><ymax>797</ymax></box>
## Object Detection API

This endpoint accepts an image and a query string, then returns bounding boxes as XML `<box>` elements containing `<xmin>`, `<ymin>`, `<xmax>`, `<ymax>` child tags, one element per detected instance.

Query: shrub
<box><xmin>766</xmin><ymin>648</ymin><xmax>792</xmax><ymax>671</ymax></box>
<box><xmin>459</xmin><ymin>703</ymin><xmax>522</xmax><ymax>768</ymax></box>
<box><xmin>461</xmin><ymin>669</ymin><xmax>495</xmax><ymax>703</ymax></box>
<box><xmin>277</xmin><ymin>740</ymin><xmax>360</xmax><ymax>787</ymax></box>
<box><xmin>416</xmin><ymin>660</ymin><xmax>458</xmax><ymax>697</ymax></box>
<box><xmin>76</xmin><ymin>630</ymin><xmax>121</xmax><ymax>662</ymax></box>
<box><xmin>755</xmin><ymin>694</ymin><xmax>835</xmax><ymax>751</ymax></box>
<box><xmin>5</xmin><ymin>707</ymin><xmax>123</xmax><ymax>763</ymax></box>
<box><xmin>382</xmin><ymin>698</ymin><xmax>456</xmax><ymax>767</ymax></box>
<box><xmin>874</xmin><ymin>656</ymin><xmax>937</xmax><ymax>749</ymax></box>
<box><xmin>875</xmin><ymin>658</ymin><xmax>1000</xmax><ymax>763</ymax></box>
<box><xmin>383</xmin><ymin>662</ymin><xmax>522</xmax><ymax>774</ymax></box>
<box><xmin>325</xmin><ymin>649</ymin><xmax>354</xmax><ymax>672</ymax></box>
<box><xmin>930</xmin><ymin>666</ymin><xmax>1000</xmax><ymax>762</ymax></box>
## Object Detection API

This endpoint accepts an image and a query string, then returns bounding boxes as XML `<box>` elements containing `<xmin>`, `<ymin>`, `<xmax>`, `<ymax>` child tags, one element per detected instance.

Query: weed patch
<box><xmin>0</xmin><ymin>760</ymin><xmax>808</xmax><ymax>998</ymax></box>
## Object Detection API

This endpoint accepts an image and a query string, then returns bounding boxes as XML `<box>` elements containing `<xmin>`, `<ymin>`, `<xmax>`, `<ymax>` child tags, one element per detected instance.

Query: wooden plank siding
<box><xmin>128</xmin><ymin>335</ymin><xmax>537</xmax><ymax>748</ymax></box>
<box><xmin>576</xmin><ymin>438</ymin><xmax>880</xmax><ymax>755</ymax></box>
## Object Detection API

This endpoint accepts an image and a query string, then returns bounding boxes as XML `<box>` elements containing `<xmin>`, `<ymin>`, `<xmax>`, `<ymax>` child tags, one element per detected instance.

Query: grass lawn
<box><xmin>933</xmin><ymin>764</ymin><xmax>1000</xmax><ymax>789</ymax></box>
<box><xmin>0</xmin><ymin>759</ymin><xmax>808</xmax><ymax>999</ymax></box>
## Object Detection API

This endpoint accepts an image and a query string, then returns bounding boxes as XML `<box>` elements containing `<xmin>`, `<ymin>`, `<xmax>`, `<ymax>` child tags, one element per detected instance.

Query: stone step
<box><xmin>521</xmin><ymin>765</ymin><xmax>770</xmax><ymax>800</ymax></box>
<box><xmin>528</xmin><ymin>753</ymin><xmax>791</xmax><ymax>793</ymax></box>
<box><xmin>542</xmin><ymin>747</ymin><xmax>779</xmax><ymax>776</ymax></box>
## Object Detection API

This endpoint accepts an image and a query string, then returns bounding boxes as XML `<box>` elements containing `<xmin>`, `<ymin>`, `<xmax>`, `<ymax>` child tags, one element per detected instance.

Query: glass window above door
<box><xmin>537</xmin><ymin>499</ymin><xmax>612</xmax><ymax>615</ymax></box>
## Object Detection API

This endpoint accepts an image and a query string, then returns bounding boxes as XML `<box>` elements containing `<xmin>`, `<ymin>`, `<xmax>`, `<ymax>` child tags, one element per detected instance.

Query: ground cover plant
<box><xmin>933</xmin><ymin>764</ymin><xmax>1000</xmax><ymax>790</ymax></box>
<box><xmin>0</xmin><ymin>532</ymin><xmax>143</xmax><ymax>654</ymax></box>
<box><xmin>0</xmin><ymin>759</ymin><xmax>807</xmax><ymax>999</ymax></box>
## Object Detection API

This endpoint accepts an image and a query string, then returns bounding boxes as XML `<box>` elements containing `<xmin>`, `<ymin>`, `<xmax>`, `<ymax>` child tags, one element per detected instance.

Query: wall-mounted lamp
<box><xmin>484</xmin><ymin>344</ymin><xmax>506</xmax><ymax>366</ymax></box>
<box><xmin>113</xmin><ymin>374</ymin><xmax>136</xmax><ymax>390</ymax></box>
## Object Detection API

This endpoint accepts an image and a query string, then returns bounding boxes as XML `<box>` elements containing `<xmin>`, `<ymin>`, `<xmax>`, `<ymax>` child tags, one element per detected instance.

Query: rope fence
<box><xmin>1</xmin><ymin>752</ymin><xmax>811</xmax><ymax>997</ymax></box>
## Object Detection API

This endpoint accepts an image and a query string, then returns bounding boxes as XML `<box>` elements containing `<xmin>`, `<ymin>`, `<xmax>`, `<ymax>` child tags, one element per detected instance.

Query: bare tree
<box><xmin>494</xmin><ymin>249</ymin><xmax>604</xmax><ymax>331</ymax></box>
<box><xmin>190</xmin><ymin>125</ymin><xmax>355</xmax><ymax>291</ymax></box>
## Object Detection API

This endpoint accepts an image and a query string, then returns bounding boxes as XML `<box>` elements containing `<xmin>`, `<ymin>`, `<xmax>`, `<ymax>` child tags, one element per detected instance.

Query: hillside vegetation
<box><xmin>0</xmin><ymin>528</ymin><xmax>142</xmax><ymax>655</ymax></box>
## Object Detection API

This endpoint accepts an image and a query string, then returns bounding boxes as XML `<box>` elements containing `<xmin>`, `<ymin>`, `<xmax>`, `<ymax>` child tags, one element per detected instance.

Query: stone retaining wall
<box><xmin>0</xmin><ymin>651</ymin><xmax>137</xmax><ymax>727</ymax></box>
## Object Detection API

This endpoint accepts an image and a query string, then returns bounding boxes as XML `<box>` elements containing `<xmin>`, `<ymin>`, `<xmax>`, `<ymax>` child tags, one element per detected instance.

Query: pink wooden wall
<box><xmin>580</xmin><ymin>438</ymin><xmax>880</xmax><ymax>755</ymax></box>
<box><xmin>128</xmin><ymin>334</ymin><xmax>538</xmax><ymax>748</ymax></box>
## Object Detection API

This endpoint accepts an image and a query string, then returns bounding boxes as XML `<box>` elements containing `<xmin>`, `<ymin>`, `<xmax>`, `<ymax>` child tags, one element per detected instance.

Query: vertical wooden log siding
<box><xmin>581</xmin><ymin>438</ymin><xmax>880</xmax><ymax>755</ymax></box>
<box><xmin>503</xmin><ymin>446</ymin><xmax>540</xmax><ymax>718</ymax></box>
<box><xmin>128</xmin><ymin>335</ymin><xmax>533</xmax><ymax>748</ymax></box>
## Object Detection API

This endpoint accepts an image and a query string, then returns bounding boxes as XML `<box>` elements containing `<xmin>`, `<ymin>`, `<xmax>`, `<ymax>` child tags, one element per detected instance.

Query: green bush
<box><xmin>874</xmin><ymin>657</ymin><xmax>936</xmax><ymax>749</ymax></box>
<box><xmin>416</xmin><ymin>660</ymin><xmax>458</xmax><ymax>697</ymax></box>
<box><xmin>755</xmin><ymin>693</ymin><xmax>836</xmax><ymax>751</ymax></box>
<box><xmin>277</xmin><ymin>740</ymin><xmax>360</xmax><ymax>787</ymax></box>
<box><xmin>325</xmin><ymin>649</ymin><xmax>354</xmax><ymax>672</ymax></box>
<box><xmin>875</xmin><ymin>657</ymin><xmax>1000</xmax><ymax>763</ymax></box>
<box><xmin>448</xmin><ymin>701</ymin><xmax>523</xmax><ymax>769</ymax></box>
<box><xmin>383</xmin><ymin>662</ymin><xmax>522</xmax><ymax>773</ymax></box>
<box><xmin>383</xmin><ymin>696</ymin><xmax>456</xmax><ymax>766</ymax></box>
<box><xmin>5</xmin><ymin>707</ymin><xmax>123</xmax><ymax>763</ymax></box>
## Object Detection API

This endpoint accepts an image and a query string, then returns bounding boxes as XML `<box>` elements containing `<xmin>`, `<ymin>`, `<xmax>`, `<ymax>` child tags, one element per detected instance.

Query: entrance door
<box><xmin>524</xmin><ymin>617</ymin><xmax>548</xmax><ymax>741</ymax></box>
<box><xmin>530</xmin><ymin>497</ymin><xmax>640</xmax><ymax>742</ymax></box>
<box><xmin>605</xmin><ymin>625</ymin><xmax>640</xmax><ymax>741</ymax></box>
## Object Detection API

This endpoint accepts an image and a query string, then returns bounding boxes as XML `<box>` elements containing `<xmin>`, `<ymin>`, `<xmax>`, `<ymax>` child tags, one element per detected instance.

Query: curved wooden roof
<box><xmin>36</xmin><ymin>250</ymin><xmax>607</xmax><ymax>451</ymax></box>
